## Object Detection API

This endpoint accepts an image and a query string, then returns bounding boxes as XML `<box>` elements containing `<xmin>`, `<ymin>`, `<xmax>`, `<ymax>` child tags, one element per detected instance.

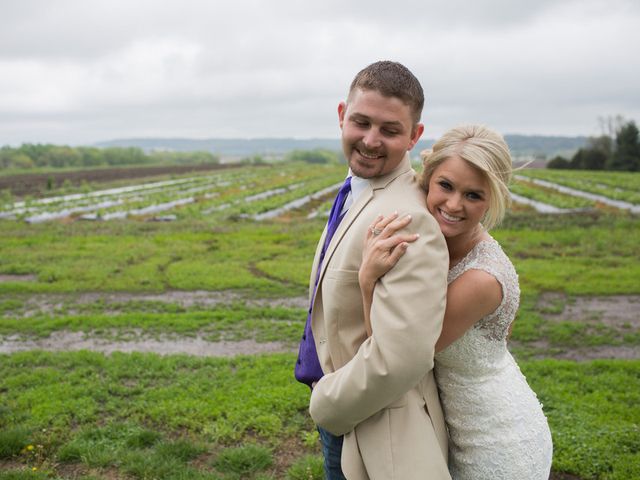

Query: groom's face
<box><xmin>338</xmin><ymin>88</ymin><xmax>424</xmax><ymax>179</ymax></box>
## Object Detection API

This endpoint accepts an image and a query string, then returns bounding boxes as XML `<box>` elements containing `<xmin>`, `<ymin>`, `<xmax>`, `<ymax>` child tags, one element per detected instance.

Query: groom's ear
<box><xmin>408</xmin><ymin>123</ymin><xmax>424</xmax><ymax>150</ymax></box>
<box><xmin>338</xmin><ymin>102</ymin><xmax>347</xmax><ymax>130</ymax></box>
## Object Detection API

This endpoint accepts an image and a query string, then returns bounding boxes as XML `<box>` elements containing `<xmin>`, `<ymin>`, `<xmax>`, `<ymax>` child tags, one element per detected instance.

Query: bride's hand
<box><xmin>359</xmin><ymin>212</ymin><xmax>418</xmax><ymax>289</ymax></box>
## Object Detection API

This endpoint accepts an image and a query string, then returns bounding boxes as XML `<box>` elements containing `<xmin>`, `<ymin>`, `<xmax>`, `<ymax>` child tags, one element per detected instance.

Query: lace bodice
<box><xmin>435</xmin><ymin>237</ymin><xmax>552</xmax><ymax>480</ymax></box>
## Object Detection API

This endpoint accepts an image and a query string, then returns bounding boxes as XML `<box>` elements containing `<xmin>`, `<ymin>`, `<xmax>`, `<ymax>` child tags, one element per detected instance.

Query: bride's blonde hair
<box><xmin>419</xmin><ymin>124</ymin><xmax>513</xmax><ymax>231</ymax></box>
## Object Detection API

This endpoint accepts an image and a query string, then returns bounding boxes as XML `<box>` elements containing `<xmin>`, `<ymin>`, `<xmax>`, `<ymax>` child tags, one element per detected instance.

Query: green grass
<box><xmin>0</xmin><ymin>219</ymin><xmax>321</xmax><ymax>295</ymax></box>
<box><xmin>0</xmin><ymin>351</ymin><xmax>317</xmax><ymax>478</ymax></box>
<box><xmin>285</xmin><ymin>455</ymin><xmax>324</xmax><ymax>479</ymax></box>
<box><xmin>1</xmin><ymin>166</ymin><xmax>639</xmax><ymax>479</ymax></box>
<box><xmin>0</xmin><ymin>303</ymin><xmax>305</xmax><ymax>343</ymax></box>
<box><xmin>526</xmin><ymin>360</ymin><xmax>640</xmax><ymax>480</ymax></box>
<box><xmin>213</xmin><ymin>444</ymin><xmax>273</xmax><ymax>479</ymax></box>
<box><xmin>1</xmin><ymin>212</ymin><xmax>638</xmax><ymax>297</ymax></box>
<box><xmin>493</xmin><ymin>216</ymin><xmax>640</xmax><ymax>295</ymax></box>
<box><xmin>0</xmin><ymin>351</ymin><xmax>637</xmax><ymax>479</ymax></box>
<box><xmin>0</xmin><ymin>351</ymin><xmax>310</xmax><ymax>441</ymax></box>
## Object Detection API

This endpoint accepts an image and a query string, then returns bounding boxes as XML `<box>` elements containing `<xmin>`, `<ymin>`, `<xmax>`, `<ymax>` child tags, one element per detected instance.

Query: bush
<box><xmin>546</xmin><ymin>156</ymin><xmax>571</xmax><ymax>169</ymax></box>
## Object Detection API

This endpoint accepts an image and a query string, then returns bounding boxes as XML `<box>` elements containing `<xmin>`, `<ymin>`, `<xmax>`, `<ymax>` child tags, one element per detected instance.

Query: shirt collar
<box><xmin>347</xmin><ymin>170</ymin><xmax>369</xmax><ymax>203</ymax></box>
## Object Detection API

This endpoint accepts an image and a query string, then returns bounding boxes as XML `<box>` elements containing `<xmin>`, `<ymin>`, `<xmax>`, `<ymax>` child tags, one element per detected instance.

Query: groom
<box><xmin>295</xmin><ymin>61</ymin><xmax>451</xmax><ymax>479</ymax></box>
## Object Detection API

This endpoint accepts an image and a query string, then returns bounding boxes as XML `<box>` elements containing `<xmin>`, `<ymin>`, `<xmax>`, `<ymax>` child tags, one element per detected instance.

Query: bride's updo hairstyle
<box><xmin>419</xmin><ymin>124</ymin><xmax>513</xmax><ymax>231</ymax></box>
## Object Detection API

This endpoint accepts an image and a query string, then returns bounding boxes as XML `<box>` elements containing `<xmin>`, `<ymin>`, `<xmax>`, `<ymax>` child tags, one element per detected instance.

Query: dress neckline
<box><xmin>449</xmin><ymin>236</ymin><xmax>496</xmax><ymax>272</ymax></box>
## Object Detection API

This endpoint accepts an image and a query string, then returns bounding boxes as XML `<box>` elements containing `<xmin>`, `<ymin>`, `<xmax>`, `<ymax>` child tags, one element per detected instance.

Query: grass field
<box><xmin>1</xmin><ymin>164</ymin><xmax>639</xmax><ymax>479</ymax></box>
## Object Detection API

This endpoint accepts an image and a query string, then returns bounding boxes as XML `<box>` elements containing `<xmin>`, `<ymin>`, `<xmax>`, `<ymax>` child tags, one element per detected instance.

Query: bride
<box><xmin>359</xmin><ymin>124</ymin><xmax>553</xmax><ymax>479</ymax></box>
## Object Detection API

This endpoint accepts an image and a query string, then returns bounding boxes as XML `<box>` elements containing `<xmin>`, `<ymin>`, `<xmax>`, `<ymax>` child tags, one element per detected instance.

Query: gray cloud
<box><xmin>0</xmin><ymin>0</ymin><xmax>638</xmax><ymax>145</ymax></box>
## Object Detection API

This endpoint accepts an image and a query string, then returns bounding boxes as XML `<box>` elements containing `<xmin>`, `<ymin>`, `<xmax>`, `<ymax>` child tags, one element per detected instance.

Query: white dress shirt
<box><xmin>341</xmin><ymin>171</ymin><xmax>369</xmax><ymax>216</ymax></box>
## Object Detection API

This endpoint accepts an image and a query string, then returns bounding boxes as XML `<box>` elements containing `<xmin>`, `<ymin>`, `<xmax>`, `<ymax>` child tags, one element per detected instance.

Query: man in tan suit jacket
<box><xmin>295</xmin><ymin>61</ymin><xmax>451</xmax><ymax>479</ymax></box>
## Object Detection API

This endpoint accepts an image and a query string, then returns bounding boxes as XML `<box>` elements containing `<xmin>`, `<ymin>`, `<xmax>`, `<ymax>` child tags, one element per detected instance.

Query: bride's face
<box><xmin>426</xmin><ymin>155</ymin><xmax>490</xmax><ymax>239</ymax></box>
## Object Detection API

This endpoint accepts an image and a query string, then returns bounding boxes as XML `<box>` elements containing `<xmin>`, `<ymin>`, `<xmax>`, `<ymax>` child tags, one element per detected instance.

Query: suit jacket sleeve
<box><xmin>309</xmin><ymin>209</ymin><xmax>449</xmax><ymax>435</ymax></box>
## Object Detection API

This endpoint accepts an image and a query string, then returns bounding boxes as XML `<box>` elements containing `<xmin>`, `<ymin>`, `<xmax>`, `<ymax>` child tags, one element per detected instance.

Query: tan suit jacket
<box><xmin>308</xmin><ymin>155</ymin><xmax>451</xmax><ymax>480</ymax></box>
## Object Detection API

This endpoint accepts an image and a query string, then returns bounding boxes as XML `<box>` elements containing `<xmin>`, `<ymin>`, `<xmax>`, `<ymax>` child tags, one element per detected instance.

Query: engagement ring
<box><xmin>371</xmin><ymin>227</ymin><xmax>382</xmax><ymax>236</ymax></box>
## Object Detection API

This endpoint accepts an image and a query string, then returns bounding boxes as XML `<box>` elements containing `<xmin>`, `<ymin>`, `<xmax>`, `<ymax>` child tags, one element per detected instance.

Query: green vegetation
<box><xmin>494</xmin><ymin>216</ymin><xmax>640</xmax><ymax>295</ymax></box>
<box><xmin>213</xmin><ymin>444</ymin><xmax>273</xmax><ymax>478</ymax></box>
<box><xmin>1</xmin><ymin>165</ymin><xmax>639</xmax><ymax>478</ymax></box>
<box><xmin>547</xmin><ymin>117</ymin><xmax>640</xmax><ymax>172</ymax></box>
<box><xmin>0</xmin><ymin>351</ymin><xmax>315</xmax><ymax>478</ymax></box>
<box><xmin>519</xmin><ymin>168</ymin><xmax>640</xmax><ymax>204</ymax></box>
<box><xmin>511</xmin><ymin>179</ymin><xmax>595</xmax><ymax>209</ymax></box>
<box><xmin>2</xmin><ymin>211</ymin><xmax>637</xmax><ymax>298</ymax></box>
<box><xmin>0</xmin><ymin>303</ymin><xmax>306</xmax><ymax>343</ymax></box>
<box><xmin>526</xmin><ymin>360</ymin><xmax>640</xmax><ymax>480</ymax></box>
<box><xmin>1</xmin><ymin>352</ymin><xmax>637</xmax><ymax>479</ymax></box>
<box><xmin>0</xmin><ymin>144</ymin><xmax>219</xmax><ymax>171</ymax></box>
<box><xmin>0</xmin><ymin>220</ymin><xmax>321</xmax><ymax>295</ymax></box>
<box><xmin>0</xmin><ymin>161</ymin><xmax>346</xmax><ymax>224</ymax></box>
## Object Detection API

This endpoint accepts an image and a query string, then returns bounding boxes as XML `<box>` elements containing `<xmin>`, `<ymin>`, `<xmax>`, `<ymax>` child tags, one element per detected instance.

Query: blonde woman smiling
<box><xmin>360</xmin><ymin>125</ymin><xmax>553</xmax><ymax>480</ymax></box>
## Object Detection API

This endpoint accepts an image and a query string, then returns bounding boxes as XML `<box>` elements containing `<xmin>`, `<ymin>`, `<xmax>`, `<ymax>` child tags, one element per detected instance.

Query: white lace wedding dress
<box><xmin>435</xmin><ymin>237</ymin><xmax>553</xmax><ymax>480</ymax></box>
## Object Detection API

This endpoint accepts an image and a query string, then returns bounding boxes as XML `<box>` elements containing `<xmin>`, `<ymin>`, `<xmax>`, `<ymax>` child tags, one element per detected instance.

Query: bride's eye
<box><xmin>438</xmin><ymin>181</ymin><xmax>452</xmax><ymax>191</ymax></box>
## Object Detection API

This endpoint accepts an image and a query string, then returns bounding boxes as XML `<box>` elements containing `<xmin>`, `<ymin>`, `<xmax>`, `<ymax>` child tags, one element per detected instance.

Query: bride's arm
<box><xmin>435</xmin><ymin>270</ymin><xmax>502</xmax><ymax>352</ymax></box>
<box><xmin>359</xmin><ymin>213</ymin><xmax>419</xmax><ymax>336</ymax></box>
<box><xmin>360</xmin><ymin>214</ymin><xmax>504</xmax><ymax>352</ymax></box>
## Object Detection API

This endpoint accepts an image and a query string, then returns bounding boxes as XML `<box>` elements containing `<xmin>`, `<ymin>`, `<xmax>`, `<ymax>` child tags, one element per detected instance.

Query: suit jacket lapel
<box><xmin>315</xmin><ymin>153</ymin><xmax>413</xmax><ymax>288</ymax></box>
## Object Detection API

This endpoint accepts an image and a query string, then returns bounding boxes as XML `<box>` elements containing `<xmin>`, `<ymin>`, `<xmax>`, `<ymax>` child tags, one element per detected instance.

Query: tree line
<box><xmin>548</xmin><ymin>117</ymin><xmax>639</xmax><ymax>171</ymax></box>
<box><xmin>0</xmin><ymin>144</ymin><xmax>220</xmax><ymax>170</ymax></box>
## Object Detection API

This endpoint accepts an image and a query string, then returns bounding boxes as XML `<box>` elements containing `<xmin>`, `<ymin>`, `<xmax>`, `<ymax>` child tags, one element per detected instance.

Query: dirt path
<box><xmin>0</xmin><ymin>331</ymin><xmax>293</xmax><ymax>356</ymax></box>
<box><xmin>1</xmin><ymin>290</ymin><xmax>309</xmax><ymax>317</ymax></box>
<box><xmin>1</xmin><ymin>292</ymin><xmax>637</xmax><ymax>359</ymax></box>
<box><xmin>536</xmin><ymin>293</ymin><xmax>639</xmax><ymax>328</ymax></box>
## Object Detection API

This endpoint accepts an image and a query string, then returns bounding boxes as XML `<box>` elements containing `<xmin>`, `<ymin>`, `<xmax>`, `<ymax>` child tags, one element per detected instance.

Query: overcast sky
<box><xmin>1</xmin><ymin>0</ymin><xmax>639</xmax><ymax>146</ymax></box>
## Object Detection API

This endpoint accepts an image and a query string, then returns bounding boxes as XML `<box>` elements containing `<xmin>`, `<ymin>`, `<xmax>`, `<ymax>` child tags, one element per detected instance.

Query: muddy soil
<box><xmin>2</xmin><ymin>292</ymin><xmax>637</xmax><ymax>359</ymax></box>
<box><xmin>0</xmin><ymin>331</ymin><xmax>293</xmax><ymax>357</ymax></box>
<box><xmin>537</xmin><ymin>293</ymin><xmax>640</xmax><ymax>328</ymax></box>
<box><xmin>0</xmin><ymin>274</ymin><xmax>37</xmax><ymax>283</ymax></box>
<box><xmin>2</xmin><ymin>290</ymin><xmax>309</xmax><ymax>317</ymax></box>
<box><xmin>511</xmin><ymin>339</ymin><xmax>640</xmax><ymax>361</ymax></box>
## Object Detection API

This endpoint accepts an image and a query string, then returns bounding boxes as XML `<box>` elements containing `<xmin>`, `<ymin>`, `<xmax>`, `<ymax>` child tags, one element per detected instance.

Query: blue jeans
<box><xmin>318</xmin><ymin>426</ymin><xmax>346</xmax><ymax>480</ymax></box>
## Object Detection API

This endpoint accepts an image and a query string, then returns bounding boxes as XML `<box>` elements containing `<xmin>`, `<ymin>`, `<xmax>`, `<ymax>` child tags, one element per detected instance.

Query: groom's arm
<box><xmin>309</xmin><ymin>208</ymin><xmax>448</xmax><ymax>435</ymax></box>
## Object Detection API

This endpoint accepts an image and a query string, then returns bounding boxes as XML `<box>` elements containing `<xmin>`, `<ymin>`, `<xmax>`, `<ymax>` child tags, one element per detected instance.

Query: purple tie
<box><xmin>295</xmin><ymin>176</ymin><xmax>352</xmax><ymax>387</ymax></box>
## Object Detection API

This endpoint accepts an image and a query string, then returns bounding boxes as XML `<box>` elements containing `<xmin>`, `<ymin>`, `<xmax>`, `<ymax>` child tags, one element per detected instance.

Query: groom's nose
<box><xmin>362</xmin><ymin>129</ymin><xmax>382</xmax><ymax>149</ymax></box>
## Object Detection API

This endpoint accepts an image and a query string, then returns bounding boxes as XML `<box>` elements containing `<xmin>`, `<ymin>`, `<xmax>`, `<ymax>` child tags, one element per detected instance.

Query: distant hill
<box><xmin>94</xmin><ymin>138</ymin><xmax>342</xmax><ymax>158</ymax></box>
<box><xmin>95</xmin><ymin>135</ymin><xmax>588</xmax><ymax>160</ymax></box>
<box><xmin>499</xmin><ymin>134</ymin><xmax>589</xmax><ymax>158</ymax></box>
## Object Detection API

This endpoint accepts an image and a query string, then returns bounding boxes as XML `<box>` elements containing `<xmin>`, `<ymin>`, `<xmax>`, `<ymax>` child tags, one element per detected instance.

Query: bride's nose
<box><xmin>446</xmin><ymin>193</ymin><xmax>464</xmax><ymax>212</ymax></box>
